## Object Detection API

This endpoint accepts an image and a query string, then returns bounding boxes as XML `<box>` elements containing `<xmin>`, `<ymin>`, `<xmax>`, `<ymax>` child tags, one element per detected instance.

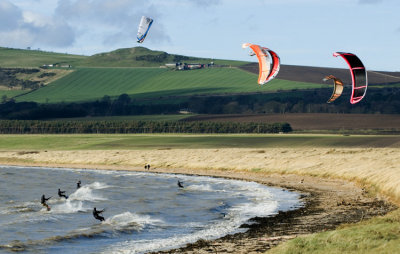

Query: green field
<box><xmin>15</xmin><ymin>67</ymin><xmax>324</xmax><ymax>103</ymax></box>
<box><xmin>0</xmin><ymin>47</ymin><xmax>86</xmax><ymax>68</ymax></box>
<box><xmin>0</xmin><ymin>89</ymin><xmax>28</xmax><ymax>99</ymax></box>
<box><xmin>0</xmin><ymin>134</ymin><xmax>398</xmax><ymax>151</ymax></box>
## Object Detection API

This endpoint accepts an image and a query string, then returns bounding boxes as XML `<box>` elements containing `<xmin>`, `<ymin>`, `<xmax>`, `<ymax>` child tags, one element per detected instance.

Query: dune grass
<box><xmin>269</xmin><ymin>209</ymin><xmax>400</xmax><ymax>254</ymax></box>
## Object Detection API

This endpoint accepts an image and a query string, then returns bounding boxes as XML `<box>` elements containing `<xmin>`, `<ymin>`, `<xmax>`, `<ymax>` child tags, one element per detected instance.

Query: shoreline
<box><xmin>1</xmin><ymin>161</ymin><xmax>397</xmax><ymax>253</ymax></box>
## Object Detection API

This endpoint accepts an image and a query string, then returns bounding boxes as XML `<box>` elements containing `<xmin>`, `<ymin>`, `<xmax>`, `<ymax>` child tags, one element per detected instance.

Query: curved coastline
<box><xmin>0</xmin><ymin>148</ymin><xmax>398</xmax><ymax>253</ymax></box>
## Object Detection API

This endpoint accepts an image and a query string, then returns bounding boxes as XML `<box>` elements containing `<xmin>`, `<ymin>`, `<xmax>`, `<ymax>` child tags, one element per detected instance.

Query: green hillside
<box><xmin>0</xmin><ymin>90</ymin><xmax>26</xmax><ymax>99</ymax></box>
<box><xmin>0</xmin><ymin>46</ymin><xmax>247</xmax><ymax>68</ymax></box>
<box><xmin>0</xmin><ymin>47</ymin><xmax>86</xmax><ymax>68</ymax></box>
<box><xmin>15</xmin><ymin>67</ymin><xmax>324</xmax><ymax>103</ymax></box>
<box><xmin>77</xmin><ymin>47</ymin><xmax>248</xmax><ymax>67</ymax></box>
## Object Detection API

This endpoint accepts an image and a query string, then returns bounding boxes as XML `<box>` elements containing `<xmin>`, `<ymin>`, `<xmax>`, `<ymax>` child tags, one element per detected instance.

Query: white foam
<box><xmin>105</xmin><ymin>212</ymin><xmax>163</xmax><ymax>229</ymax></box>
<box><xmin>50</xmin><ymin>200</ymin><xmax>90</xmax><ymax>214</ymax></box>
<box><xmin>69</xmin><ymin>186</ymin><xmax>106</xmax><ymax>202</ymax></box>
<box><xmin>102</xmin><ymin>200</ymin><xmax>277</xmax><ymax>254</ymax></box>
<box><xmin>103</xmin><ymin>182</ymin><xmax>281</xmax><ymax>254</ymax></box>
<box><xmin>94</xmin><ymin>212</ymin><xmax>166</xmax><ymax>236</ymax></box>
<box><xmin>186</xmin><ymin>184</ymin><xmax>214</xmax><ymax>192</ymax></box>
<box><xmin>87</xmin><ymin>182</ymin><xmax>111</xmax><ymax>189</ymax></box>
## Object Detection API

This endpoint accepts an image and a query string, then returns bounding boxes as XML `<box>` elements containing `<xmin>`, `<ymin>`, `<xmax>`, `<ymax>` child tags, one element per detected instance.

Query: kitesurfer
<box><xmin>93</xmin><ymin>207</ymin><xmax>105</xmax><ymax>222</ymax></box>
<box><xmin>58</xmin><ymin>188</ymin><xmax>68</xmax><ymax>199</ymax></box>
<box><xmin>177</xmin><ymin>180</ymin><xmax>184</xmax><ymax>188</ymax></box>
<box><xmin>77</xmin><ymin>180</ymin><xmax>81</xmax><ymax>189</ymax></box>
<box><xmin>41</xmin><ymin>194</ymin><xmax>51</xmax><ymax>211</ymax></box>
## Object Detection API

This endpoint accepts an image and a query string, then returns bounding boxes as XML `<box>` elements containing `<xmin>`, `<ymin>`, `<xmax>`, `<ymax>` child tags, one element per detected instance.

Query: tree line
<box><xmin>1</xmin><ymin>87</ymin><xmax>399</xmax><ymax>120</ymax></box>
<box><xmin>0</xmin><ymin>120</ymin><xmax>292</xmax><ymax>134</ymax></box>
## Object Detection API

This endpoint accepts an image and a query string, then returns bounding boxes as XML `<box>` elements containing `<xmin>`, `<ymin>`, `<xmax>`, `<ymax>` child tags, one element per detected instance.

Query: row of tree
<box><xmin>0</xmin><ymin>120</ymin><xmax>292</xmax><ymax>134</ymax></box>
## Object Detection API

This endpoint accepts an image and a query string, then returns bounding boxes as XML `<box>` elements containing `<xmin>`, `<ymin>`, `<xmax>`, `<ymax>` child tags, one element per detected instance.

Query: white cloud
<box><xmin>0</xmin><ymin>0</ymin><xmax>75</xmax><ymax>48</ymax></box>
<box><xmin>55</xmin><ymin>0</ymin><xmax>170</xmax><ymax>45</ymax></box>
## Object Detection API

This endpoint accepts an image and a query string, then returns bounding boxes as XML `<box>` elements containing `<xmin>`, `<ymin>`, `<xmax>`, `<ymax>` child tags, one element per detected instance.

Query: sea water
<box><xmin>0</xmin><ymin>166</ymin><xmax>301</xmax><ymax>253</ymax></box>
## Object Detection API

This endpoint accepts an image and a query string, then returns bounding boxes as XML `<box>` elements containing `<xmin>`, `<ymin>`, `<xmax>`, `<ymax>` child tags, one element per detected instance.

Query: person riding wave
<box><xmin>58</xmin><ymin>188</ymin><xmax>68</xmax><ymax>199</ymax></box>
<box><xmin>41</xmin><ymin>194</ymin><xmax>51</xmax><ymax>211</ymax></box>
<box><xmin>93</xmin><ymin>207</ymin><xmax>105</xmax><ymax>222</ymax></box>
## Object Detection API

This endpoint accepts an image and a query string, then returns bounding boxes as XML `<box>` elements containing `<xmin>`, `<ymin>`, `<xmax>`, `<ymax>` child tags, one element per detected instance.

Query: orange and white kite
<box><xmin>242</xmin><ymin>43</ymin><xmax>280</xmax><ymax>85</ymax></box>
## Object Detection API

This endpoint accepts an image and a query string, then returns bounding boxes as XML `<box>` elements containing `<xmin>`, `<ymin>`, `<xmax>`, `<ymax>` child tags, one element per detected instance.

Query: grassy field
<box><xmin>0</xmin><ymin>89</ymin><xmax>28</xmax><ymax>98</ymax></box>
<box><xmin>15</xmin><ymin>67</ymin><xmax>324</xmax><ymax>103</ymax></box>
<box><xmin>0</xmin><ymin>134</ymin><xmax>398</xmax><ymax>151</ymax></box>
<box><xmin>0</xmin><ymin>47</ymin><xmax>86</xmax><ymax>68</ymax></box>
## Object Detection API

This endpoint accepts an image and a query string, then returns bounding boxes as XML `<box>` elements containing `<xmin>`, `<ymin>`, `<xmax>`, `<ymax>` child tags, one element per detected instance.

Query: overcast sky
<box><xmin>0</xmin><ymin>0</ymin><xmax>399</xmax><ymax>71</ymax></box>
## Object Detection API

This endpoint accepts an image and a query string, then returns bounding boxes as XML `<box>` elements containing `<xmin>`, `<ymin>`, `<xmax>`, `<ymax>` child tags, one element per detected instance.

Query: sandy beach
<box><xmin>0</xmin><ymin>147</ymin><xmax>399</xmax><ymax>253</ymax></box>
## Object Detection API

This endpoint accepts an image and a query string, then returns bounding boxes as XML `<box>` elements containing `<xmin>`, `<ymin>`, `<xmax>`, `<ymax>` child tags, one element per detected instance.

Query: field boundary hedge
<box><xmin>0</xmin><ymin>120</ymin><xmax>292</xmax><ymax>134</ymax></box>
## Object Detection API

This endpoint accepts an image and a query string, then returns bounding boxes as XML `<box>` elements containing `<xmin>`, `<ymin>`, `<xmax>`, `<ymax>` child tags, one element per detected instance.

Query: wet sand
<box><xmin>0</xmin><ymin>148</ymin><xmax>398</xmax><ymax>253</ymax></box>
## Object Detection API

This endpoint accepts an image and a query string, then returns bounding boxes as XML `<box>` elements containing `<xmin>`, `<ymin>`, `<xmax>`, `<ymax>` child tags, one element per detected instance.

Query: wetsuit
<box><xmin>178</xmin><ymin>180</ymin><xmax>184</xmax><ymax>188</ymax></box>
<box><xmin>77</xmin><ymin>181</ymin><xmax>81</xmax><ymax>189</ymax></box>
<box><xmin>58</xmin><ymin>189</ymin><xmax>68</xmax><ymax>199</ymax></box>
<box><xmin>41</xmin><ymin>194</ymin><xmax>51</xmax><ymax>205</ymax></box>
<box><xmin>41</xmin><ymin>195</ymin><xmax>51</xmax><ymax>210</ymax></box>
<box><xmin>93</xmin><ymin>208</ymin><xmax>105</xmax><ymax>222</ymax></box>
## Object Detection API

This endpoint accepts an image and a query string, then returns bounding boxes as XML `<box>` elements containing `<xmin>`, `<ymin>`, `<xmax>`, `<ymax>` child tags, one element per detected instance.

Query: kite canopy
<box><xmin>242</xmin><ymin>43</ymin><xmax>280</xmax><ymax>85</ymax></box>
<box><xmin>333</xmin><ymin>52</ymin><xmax>367</xmax><ymax>104</ymax></box>
<box><xmin>137</xmin><ymin>16</ymin><xmax>153</xmax><ymax>43</ymax></box>
<box><xmin>323</xmin><ymin>75</ymin><xmax>344</xmax><ymax>103</ymax></box>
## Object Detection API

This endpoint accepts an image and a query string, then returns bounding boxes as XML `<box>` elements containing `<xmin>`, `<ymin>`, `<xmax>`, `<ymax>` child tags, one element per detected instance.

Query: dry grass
<box><xmin>1</xmin><ymin>147</ymin><xmax>399</xmax><ymax>204</ymax></box>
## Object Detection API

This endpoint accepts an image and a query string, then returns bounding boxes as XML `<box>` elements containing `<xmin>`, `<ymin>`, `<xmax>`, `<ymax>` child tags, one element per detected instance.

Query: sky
<box><xmin>0</xmin><ymin>0</ymin><xmax>399</xmax><ymax>71</ymax></box>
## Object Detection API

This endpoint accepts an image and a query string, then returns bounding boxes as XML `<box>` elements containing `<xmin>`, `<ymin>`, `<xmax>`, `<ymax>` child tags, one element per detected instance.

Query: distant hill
<box><xmin>0</xmin><ymin>47</ymin><xmax>86</xmax><ymax>68</ymax></box>
<box><xmin>0</xmin><ymin>46</ymin><xmax>248</xmax><ymax>68</ymax></box>
<box><xmin>77</xmin><ymin>47</ymin><xmax>248</xmax><ymax>67</ymax></box>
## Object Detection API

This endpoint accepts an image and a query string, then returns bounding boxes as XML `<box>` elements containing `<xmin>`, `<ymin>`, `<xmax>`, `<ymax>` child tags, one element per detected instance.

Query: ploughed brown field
<box><xmin>239</xmin><ymin>63</ymin><xmax>400</xmax><ymax>85</ymax></box>
<box><xmin>183</xmin><ymin>113</ymin><xmax>400</xmax><ymax>131</ymax></box>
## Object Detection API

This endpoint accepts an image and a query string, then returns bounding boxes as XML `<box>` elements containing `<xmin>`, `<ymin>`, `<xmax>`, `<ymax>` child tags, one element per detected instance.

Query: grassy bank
<box><xmin>0</xmin><ymin>134</ymin><xmax>399</xmax><ymax>150</ymax></box>
<box><xmin>269</xmin><ymin>209</ymin><xmax>400</xmax><ymax>254</ymax></box>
